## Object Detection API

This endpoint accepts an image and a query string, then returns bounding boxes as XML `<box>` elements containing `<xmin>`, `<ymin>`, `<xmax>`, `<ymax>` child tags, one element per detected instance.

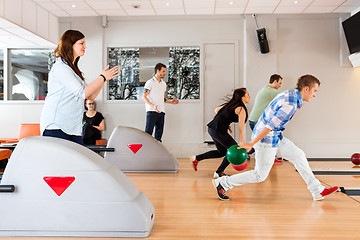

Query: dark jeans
<box><xmin>248</xmin><ymin>120</ymin><xmax>257</xmax><ymax>155</ymax></box>
<box><xmin>43</xmin><ymin>129</ymin><xmax>84</xmax><ymax>145</ymax></box>
<box><xmin>196</xmin><ymin>128</ymin><xmax>237</xmax><ymax>173</ymax></box>
<box><xmin>145</xmin><ymin>111</ymin><xmax>165</xmax><ymax>142</ymax></box>
<box><xmin>249</xmin><ymin>120</ymin><xmax>257</xmax><ymax>131</ymax></box>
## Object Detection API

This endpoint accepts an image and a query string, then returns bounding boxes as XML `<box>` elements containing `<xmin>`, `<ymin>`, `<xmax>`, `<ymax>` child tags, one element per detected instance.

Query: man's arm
<box><xmin>164</xmin><ymin>93</ymin><xmax>179</xmax><ymax>104</ymax></box>
<box><xmin>142</xmin><ymin>89</ymin><xmax>160</xmax><ymax>112</ymax></box>
<box><xmin>239</xmin><ymin>127</ymin><xmax>272</xmax><ymax>151</ymax></box>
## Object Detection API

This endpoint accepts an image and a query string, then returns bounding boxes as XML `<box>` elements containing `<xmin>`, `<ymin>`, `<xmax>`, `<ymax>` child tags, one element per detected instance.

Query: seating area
<box><xmin>95</xmin><ymin>138</ymin><xmax>107</xmax><ymax>146</ymax></box>
<box><xmin>0</xmin><ymin>123</ymin><xmax>40</xmax><ymax>144</ymax></box>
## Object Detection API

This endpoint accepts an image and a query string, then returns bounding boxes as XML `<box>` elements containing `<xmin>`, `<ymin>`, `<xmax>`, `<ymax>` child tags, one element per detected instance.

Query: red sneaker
<box><xmin>190</xmin><ymin>155</ymin><xmax>198</xmax><ymax>171</ymax></box>
<box><xmin>274</xmin><ymin>158</ymin><xmax>283</xmax><ymax>164</ymax></box>
<box><xmin>314</xmin><ymin>186</ymin><xmax>339</xmax><ymax>200</ymax></box>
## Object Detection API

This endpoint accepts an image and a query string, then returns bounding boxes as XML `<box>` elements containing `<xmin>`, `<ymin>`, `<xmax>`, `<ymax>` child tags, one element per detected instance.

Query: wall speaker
<box><xmin>257</xmin><ymin>28</ymin><xmax>270</xmax><ymax>54</ymax></box>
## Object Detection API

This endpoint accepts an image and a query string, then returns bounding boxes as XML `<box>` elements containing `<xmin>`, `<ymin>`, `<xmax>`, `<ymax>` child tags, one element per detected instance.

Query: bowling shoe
<box><xmin>190</xmin><ymin>155</ymin><xmax>198</xmax><ymax>171</ymax></box>
<box><xmin>313</xmin><ymin>186</ymin><xmax>339</xmax><ymax>201</ymax></box>
<box><xmin>212</xmin><ymin>178</ymin><xmax>229</xmax><ymax>201</ymax></box>
<box><xmin>213</xmin><ymin>171</ymin><xmax>228</xmax><ymax>179</ymax></box>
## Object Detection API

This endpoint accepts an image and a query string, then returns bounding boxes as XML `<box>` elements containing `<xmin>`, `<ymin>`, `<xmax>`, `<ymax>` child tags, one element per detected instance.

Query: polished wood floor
<box><xmin>1</xmin><ymin>158</ymin><xmax>360</xmax><ymax>240</ymax></box>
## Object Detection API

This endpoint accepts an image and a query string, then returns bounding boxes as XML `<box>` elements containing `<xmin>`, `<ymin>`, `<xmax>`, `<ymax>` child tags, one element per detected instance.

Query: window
<box><xmin>8</xmin><ymin>49</ymin><xmax>54</xmax><ymax>101</ymax></box>
<box><xmin>107</xmin><ymin>46</ymin><xmax>200</xmax><ymax>100</ymax></box>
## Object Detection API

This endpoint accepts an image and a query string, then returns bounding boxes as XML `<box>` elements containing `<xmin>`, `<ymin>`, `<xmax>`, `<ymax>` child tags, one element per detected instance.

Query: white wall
<box><xmin>1</xmin><ymin>14</ymin><xmax>359</xmax><ymax>158</ymax></box>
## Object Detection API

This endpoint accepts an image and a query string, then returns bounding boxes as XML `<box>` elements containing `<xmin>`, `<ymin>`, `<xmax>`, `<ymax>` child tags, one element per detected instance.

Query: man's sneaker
<box><xmin>274</xmin><ymin>158</ymin><xmax>283</xmax><ymax>164</ymax></box>
<box><xmin>213</xmin><ymin>171</ymin><xmax>228</xmax><ymax>179</ymax></box>
<box><xmin>314</xmin><ymin>186</ymin><xmax>339</xmax><ymax>201</ymax></box>
<box><xmin>190</xmin><ymin>155</ymin><xmax>198</xmax><ymax>171</ymax></box>
<box><xmin>212</xmin><ymin>179</ymin><xmax>229</xmax><ymax>200</ymax></box>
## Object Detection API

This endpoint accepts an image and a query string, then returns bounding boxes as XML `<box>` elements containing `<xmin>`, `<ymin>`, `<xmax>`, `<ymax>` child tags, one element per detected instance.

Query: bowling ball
<box><xmin>351</xmin><ymin>153</ymin><xmax>360</xmax><ymax>165</ymax></box>
<box><xmin>226</xmin><ymin>145</ymin><xmax>248</xmax><ymax>165</ymax></box>
<box><xmin>232</xmin><ymin>160</ymin><xmax>248</xmax><ymax>171</ymax></box>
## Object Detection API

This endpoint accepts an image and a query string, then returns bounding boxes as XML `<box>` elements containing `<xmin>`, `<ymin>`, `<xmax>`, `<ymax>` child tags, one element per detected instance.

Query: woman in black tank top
<box><xmin>190</xmin><ymin>88</ymin><xmax>250</xmax><ymax>178</ymax></box>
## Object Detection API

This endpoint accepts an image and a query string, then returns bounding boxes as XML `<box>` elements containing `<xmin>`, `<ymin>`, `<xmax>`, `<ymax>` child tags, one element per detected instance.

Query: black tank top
<box><xmin>207</xmin><ymin>106</ymin><xmax>245</xmax><ymax>132</ymax></box>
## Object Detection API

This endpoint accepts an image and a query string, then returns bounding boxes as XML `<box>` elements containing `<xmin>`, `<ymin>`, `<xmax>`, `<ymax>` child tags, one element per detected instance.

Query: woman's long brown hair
<box><xmin>54</xmin><ymin>30</ymin><xmax>85</xmax><ymax>80</ymax></box>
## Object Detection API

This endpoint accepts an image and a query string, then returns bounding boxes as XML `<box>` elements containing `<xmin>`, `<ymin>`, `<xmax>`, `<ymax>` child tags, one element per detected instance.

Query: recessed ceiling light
<box><xmin>294</xmin><ymin>0</ymin><xmax>298</xmax><ymax>4</ymax></box>
<box><xmin>229</xmin><ymin>1</ymin><xmax>234</xmax><ymax>5</ymax></box>
<box><xmin>165</xmin><ymin>2</ymin><xmax>170</xmax><ymax>6</ymax></box>
<box><xmin>72</xmin><ymin>4</ymin><xmax>76</xmax><ymax>8</ymax></box>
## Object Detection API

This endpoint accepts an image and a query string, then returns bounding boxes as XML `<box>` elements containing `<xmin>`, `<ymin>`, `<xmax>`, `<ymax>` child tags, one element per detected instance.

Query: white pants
<box><xmin>218</xmin><ymin>137</ymin><xmax>325</xmax><ymax>199</ymax></box>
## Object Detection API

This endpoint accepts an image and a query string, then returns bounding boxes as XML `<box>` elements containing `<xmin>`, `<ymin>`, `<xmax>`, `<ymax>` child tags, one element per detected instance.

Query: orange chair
<box><xmin>95</xmin><ymin>138</ymin><xmax>107</xmax><ymax>146</ymax></box>
<box><xmin>0</xmin><ymin>123</ymin><xmax>40</xmax><ymax>144</ymax></box>
<box><xmin>0</xmin><ymin>149</ymin><xmax>11</xmax><ymax>161</ymax></box>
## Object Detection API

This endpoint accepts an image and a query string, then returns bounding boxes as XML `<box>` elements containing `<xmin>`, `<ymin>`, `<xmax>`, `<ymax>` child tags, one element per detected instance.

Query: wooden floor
<box><xmin>1</xmin><ymin>158</ymin><xmax>360</xmax><ymax>239</ymax></box>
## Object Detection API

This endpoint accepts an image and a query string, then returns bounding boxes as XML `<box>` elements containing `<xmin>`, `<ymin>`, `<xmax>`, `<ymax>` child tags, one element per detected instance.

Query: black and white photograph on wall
<box><xmin>108</xmin><ymin>47</ymin><xmax>140</xmax><ymax>100</ymax></box>
<box><xmin>107</xmin><ymin>46</ymin><xmax>200</xmax><ymax>100</ymax></box>
<box><xmin>168</xmin><ymin>47</ymin><xmax>200</xmax><ymax>100</ymax></box>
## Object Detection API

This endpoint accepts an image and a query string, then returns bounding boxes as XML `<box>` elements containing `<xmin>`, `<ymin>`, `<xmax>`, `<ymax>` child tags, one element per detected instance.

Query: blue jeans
<box><xmin>249</xmin><ymin>120</ymin><xmax>257</xmax><ymax>131</ymax></box>
<box><xmin>248</xmin><ymin>120</ymin><xmax>257</xmax><ymax>155</ymax></box>
<box><xmin>145</xmin><ymin>111</ymin><xmax>165</xmax><ymax>142</ymax></box>
<box><xmin>43</xmin><ymin>129</ymin><xmax>84</xmax><ymax>145</ymax></box>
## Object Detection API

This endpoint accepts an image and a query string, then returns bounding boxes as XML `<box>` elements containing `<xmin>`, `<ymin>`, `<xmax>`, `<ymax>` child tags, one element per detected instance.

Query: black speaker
<box><xmin>257</xmin><ymin>28</ymin><xmax>270</xmax><ymax>54</ymax></box>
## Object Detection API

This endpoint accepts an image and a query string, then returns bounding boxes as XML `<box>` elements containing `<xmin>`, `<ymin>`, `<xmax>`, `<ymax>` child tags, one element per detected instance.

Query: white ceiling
<box><xmin>33</xmin><ymin>0</ymin><xmax>360</xmax><ymax>17</ymax></box>
<box><xmin>0</xmin><ymin>18</ymin><xmax>56</xmax><ymax>48</ymax></box>
<box><xmin>0</xmin><ymin>0</ymin><xmax>359</xmax><ymax>48</ymax></box>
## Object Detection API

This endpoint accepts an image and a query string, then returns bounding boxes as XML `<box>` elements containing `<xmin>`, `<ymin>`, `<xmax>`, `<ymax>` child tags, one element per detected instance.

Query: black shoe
<box><xmin>212</xmin><ymin>179</ymin><xmax>229</xmax><ymax>200</ymax></box>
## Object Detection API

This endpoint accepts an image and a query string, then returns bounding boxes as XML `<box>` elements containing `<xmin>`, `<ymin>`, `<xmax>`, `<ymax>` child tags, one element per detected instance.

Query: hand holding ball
<box><xmin>226</xmin><ymin>145</ymin><xmax>248</xmax><ymax>166</ymax></box>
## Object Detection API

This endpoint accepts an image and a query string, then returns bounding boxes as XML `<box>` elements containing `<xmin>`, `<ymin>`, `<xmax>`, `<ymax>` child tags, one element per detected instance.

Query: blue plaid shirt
<box><xmin>252</xmin><ymin>89</ymin><xmax>303</xmax><ymax>147</ymax></box>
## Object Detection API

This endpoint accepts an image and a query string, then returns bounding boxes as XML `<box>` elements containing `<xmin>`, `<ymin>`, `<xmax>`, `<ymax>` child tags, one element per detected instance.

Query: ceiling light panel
<box><xmin>215</xmin><ymin>7</ymin><xmax>245</xmax><ymax>14</ymax></box>
<box><xmin>342</xmin><ymin>0</ymin><xmax>360</xmax><ymax>5</ymax></box>
<box><xmin>303</xmin><ymin>6</ymin><xmax>338</xmax><ymax>13</ymax></box>
<box><xmin>244</xmin><ymin>6</ymin><xmax>277</xmax><ymax>13</ymax></box>
<box><xmin>96</xmin><ymin>9</ymin><xmax>127</xmax><ymax>16</ymax></box>
<box><xmin>274</xmin><ymin>6</ymin><xmax>306</xmax><ymax>13</ymax></box>
<box><xmin>86</xmin><ymin>0</ymin><xmax>122</xmax><ymax>10</ymax></box>
<box><xmin>184</xmin><ymin>0</ymin><xmax>216</xmax><ymax>8</ymax></box>
<box><xmin>311</xmin><ymin>0</ymin><xmax>346</xmax><ymax>6</ymax></box>
<box><xmin>55</xmin><ymin>1</ymin><xmax>92</xmax><ymax>10</ymax></box>
<box><xmin>151</xmin><ymin>0</ymin><xmax>184</xmax><ymax>9</ymax></box>
<box><xmin>278</xmin><ymin>0</ymin><xmax>313</xmax><ymax>7</ymax></box>
<box><xmin>66</xmin><ymin>9</ymin><xmax>98</xmax><ymax>16</ymax></box>
<box><xmin>247</xmin><ymin>0</ymin><xmax>281</xmax><ymax>7</ymax></box>
<box><xmin>50</xmin><ymin>10</ymin><xmax>71</xmax><ymax>17</ymax></box>
<box><xmin>333</xmin><ymin>5</ymin><xmax>360</xmax><ymax>13</ymax></box>
<box><xmin>155</xmin><ymin>8</ymin><xmax>185</xmax><ymax>15</ymax></box>
<box><xmin>36</xmin><ymin>2</ymin><xmax>63</xmax><ymax>11</ymax></box>
<box><xmin>216</xmin><ymin>0</ymin><xmax>247</xmax><ymax>8</ymax></box>
<box><xmin>118</xmin><ymin>0</ymin><xmax>153</xmax><ymax>9</ymax></box>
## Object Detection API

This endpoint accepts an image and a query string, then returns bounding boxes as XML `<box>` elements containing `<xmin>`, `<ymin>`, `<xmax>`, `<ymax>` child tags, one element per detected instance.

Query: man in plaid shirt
<box><xmin>213</xmin><ymin>75</ymin><xmax>339</xmax><ymax>201</ymax></box>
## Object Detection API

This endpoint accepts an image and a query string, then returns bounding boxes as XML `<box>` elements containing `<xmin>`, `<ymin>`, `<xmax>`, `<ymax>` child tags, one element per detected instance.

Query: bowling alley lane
<box><xmin>309</xmin><ymin>161</ymin><xmax>360</xmax><ymax>192</ymax></box>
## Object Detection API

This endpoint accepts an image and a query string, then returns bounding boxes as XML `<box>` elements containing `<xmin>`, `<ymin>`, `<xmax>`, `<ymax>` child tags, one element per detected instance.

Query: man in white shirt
<box><xmin>142</xmin><ymin>63</ymin><xmax>179</xmax><ymax>142</ymax></box>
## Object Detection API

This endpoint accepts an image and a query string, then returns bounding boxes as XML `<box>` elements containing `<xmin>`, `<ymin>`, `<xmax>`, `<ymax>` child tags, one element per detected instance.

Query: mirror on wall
<box><xmin>107</xmin><ymin>46</ymin><xmax>200</xmax><ymax>100</ymax></box>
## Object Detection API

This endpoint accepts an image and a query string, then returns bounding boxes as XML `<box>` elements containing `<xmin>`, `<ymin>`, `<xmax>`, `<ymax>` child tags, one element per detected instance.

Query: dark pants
<box><xmin>248</xmin><ymin>120</ymin><xmax>257</xmax><ymax>155</ymax></box>
<box><xmin>43</xmin><ymin>129</ymin><xmax>84</xmax><ymax>145</ymax></box>
<box><xmin>145</xmin><ymin>111</ymin><xmax>165</xmax><ymax>142</ymax></box>
<box><xmin>196</xmin><ymin>128</ymin><xmax>237</xmax><ymax>174</ymax></box>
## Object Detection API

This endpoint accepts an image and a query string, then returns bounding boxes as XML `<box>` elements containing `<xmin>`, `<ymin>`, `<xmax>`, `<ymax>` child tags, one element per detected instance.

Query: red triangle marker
<box><xmin>127</xmin><ymin>144</ymin><xmax>143</xmax><ymax>154</ymax></box>
<box><xmin>43</xmin><ymin>176</ymin><xmax>75</xmax><ymax>196</ymax></box>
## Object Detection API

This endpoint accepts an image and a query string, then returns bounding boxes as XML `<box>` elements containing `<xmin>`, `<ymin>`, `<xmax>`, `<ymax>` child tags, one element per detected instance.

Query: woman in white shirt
<box><xmin>40</xmin><ymin>30</ymin><xmax>119</xmax><ymax>144</ymax></box>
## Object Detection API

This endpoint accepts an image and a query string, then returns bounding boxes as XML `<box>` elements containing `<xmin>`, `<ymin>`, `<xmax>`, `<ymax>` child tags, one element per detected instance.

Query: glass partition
<box><xmin>8</xmin><ymin>49</ymin><xmax>54</xmax><ymax>101</ymax></box>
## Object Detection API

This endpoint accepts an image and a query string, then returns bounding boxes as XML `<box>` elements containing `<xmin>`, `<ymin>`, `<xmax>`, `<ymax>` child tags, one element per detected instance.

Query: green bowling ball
<box><xmin>226</xmin><ymin>145</ymin><xmax>248</xmax><ymax>165</ymax></box>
